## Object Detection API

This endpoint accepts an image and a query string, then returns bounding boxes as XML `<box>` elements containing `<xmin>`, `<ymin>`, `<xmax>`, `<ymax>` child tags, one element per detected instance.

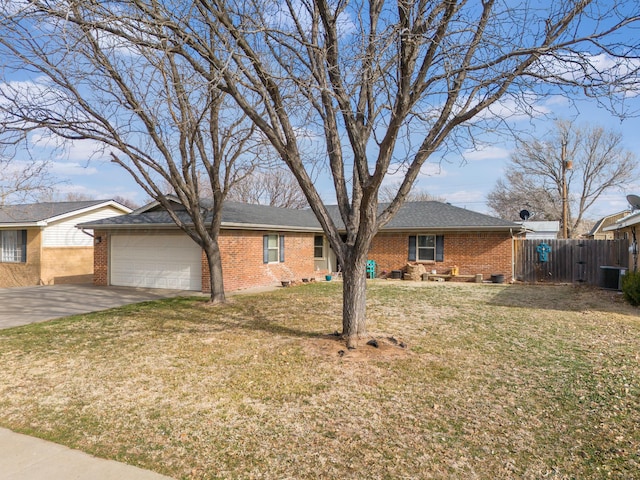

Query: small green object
<box><xmin>366</xmin><ymin>260</ymin><xmax>376</xmax><ymax>278</ymax></box>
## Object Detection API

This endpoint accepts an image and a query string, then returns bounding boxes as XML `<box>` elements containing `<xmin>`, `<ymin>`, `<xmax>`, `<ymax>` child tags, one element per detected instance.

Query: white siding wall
<box><xmin>42</xmin><ymin>206</ymin><xmax>127</xmax><ymax>247</ymax></box>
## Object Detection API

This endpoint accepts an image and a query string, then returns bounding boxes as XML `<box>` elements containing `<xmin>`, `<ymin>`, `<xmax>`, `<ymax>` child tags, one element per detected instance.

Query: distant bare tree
<box><xmin>228</xmin><ymin>168</ymin><xmax>308</xmax><ymax>209</ymax></box>
<box><xmin>111</xmin><ymin>195</ymin><xmax>139</xmax><ymax>210</ymax></box>
<box><xmin>488</xmin><ymin>120</ymin><xmax>638</xmax><ymax>237</ymax></box>
<box><xmin>37</xmin><ymin>190</ymin><xmax>92</xmax><ymax>202</ymax></box>
<box><xmin>37</xmin><ymin>190</ymin><xmax>139</xmax><ymax>209</ymax></box>
<box><xmin>379</xmin><ymin>183</ymin><xmax>445</xmax><ymax>204</ymax></box>
<box><xmin>0</xmin><ymin>142</ymin><xmax>56</xmax><ymax>206</ymax></box>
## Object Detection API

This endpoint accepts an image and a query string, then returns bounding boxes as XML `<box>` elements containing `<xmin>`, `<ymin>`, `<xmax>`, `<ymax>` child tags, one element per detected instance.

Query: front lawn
<box><xmin>0</xmin><ymin>282</ymin><xmax>638</xmax><ymax>479</ymax></box>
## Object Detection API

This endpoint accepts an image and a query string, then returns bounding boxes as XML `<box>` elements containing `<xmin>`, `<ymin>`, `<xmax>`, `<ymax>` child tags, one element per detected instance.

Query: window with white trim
<box><xmin>263</xmin><ymin>234</ymin><xmax>285</xmax><ymax>263</ymax></box>
<box><xmin>1</xmin><ymin>230</ymin><xmax>27</xmax><ymax>263</ymax></box>
<box><xmin>417</xmin><ymin>235</ymin><xmax>436</xmax><ymax>261</ymax></box>
<box><xmin>408</xmin><ymin>234</ymin><xmax>444</xmax><ymax>262</ymax></box>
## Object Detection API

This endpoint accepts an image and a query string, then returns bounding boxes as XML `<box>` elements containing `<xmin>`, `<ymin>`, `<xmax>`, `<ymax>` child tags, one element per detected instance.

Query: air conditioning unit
<box><xmin>600</xmin><ymin>266</ymin><xmax>627</xmax><ymax>291</ymax></box>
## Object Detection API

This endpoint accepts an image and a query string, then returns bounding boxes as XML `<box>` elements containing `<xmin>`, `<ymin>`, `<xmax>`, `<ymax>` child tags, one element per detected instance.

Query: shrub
<box><xmin>621</xmin><ymin>270</ymin><xmax>640</xmax><ymax>306</ymax></box>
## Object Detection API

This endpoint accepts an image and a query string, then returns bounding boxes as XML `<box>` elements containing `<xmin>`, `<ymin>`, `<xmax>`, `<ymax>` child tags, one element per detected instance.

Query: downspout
<box><xmin>510</xmin><ymin>228</ymin><xmax>515</xmax><ymax>283</ymax></box>
<box><xmin>79</xmin><ymin>228</ymin><xmax>95</xmax><ymax>239</ymax></box>
<box><xmin>632</xmin><ymin>226</ymin><xmax>638</xmax><ymax>273</ymax></box>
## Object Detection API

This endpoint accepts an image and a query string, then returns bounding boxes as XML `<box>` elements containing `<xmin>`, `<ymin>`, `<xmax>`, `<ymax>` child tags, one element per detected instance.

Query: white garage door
<box><xmin>111</xmin><ymin>234</ymin><xmax>202</xmax><ymax>290</ymax></box>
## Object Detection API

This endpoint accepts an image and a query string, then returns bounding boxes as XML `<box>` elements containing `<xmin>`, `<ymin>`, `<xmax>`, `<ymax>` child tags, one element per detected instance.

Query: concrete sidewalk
<box><xmin>0</xmin><ymin>428</ymin><xmax>174</xmax><ymax>480</ymax></box>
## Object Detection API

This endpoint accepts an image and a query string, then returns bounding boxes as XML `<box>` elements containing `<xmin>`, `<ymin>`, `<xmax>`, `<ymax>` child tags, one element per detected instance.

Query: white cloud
<box><xmin>50</xmin><ymin>161</ymin><xmax>99</xmax><ymax>177</ymax></box>
<box><xmin>543</xmin><ymin>95</ymin><xmax>571</xmax><ymax>108</ymax></box>
<box><xmin>62</xmin><ymin>140</ymin><xmax>111</xmax><ymax>162</ymax></box>
<box><xmin>55</xmin><ymin>182</ymin><xmax>142</xmax><ymax>202</ymax></box>
<box><xmin>381</xmin><ymin>160</ymin><xmax>448</xmax><ymax>188</ymax></box>
<box><xmin>534</xmin><ymin>52</ymin><xmax>640</xmax><ymax>97</ymax></box>
<box><xmin>29</xmin><ymin>132</ymin><xmax>111</xmax><ymax>163</ymax></box>
<box><xmin>420</xmin><ymin>162</ymin><xmax>447</xmax><ymax>177</ymax></box>
<box><xmin>476</xmin><ymin>91</ymin><xmax>553</xmax><ymax>122</ymax></box>
<box><xmin>0</xmin><ymin>0</ymin><xmax>30</xmax><ymax>17</ymax></box>
<box><xmin>445</xmin><ymin>189</ymin><xmax>486</xmax><ymax>204</ymax></box>
<box><xmin>443</xmin><ymin>189</ymin><xmax>491</xmax><ymax>213</ymax></box>
<box><xmin>462</xmin><ymin>145</ymin><xmax>510</xmax><ymax>162</ymax></box>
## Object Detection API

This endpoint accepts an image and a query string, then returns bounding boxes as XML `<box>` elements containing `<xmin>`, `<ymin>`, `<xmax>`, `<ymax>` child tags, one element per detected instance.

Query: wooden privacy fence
<box><xmin>514</xmin><ymin>239</ymin><xmax>629</xmax><ymax>285</ymax></box>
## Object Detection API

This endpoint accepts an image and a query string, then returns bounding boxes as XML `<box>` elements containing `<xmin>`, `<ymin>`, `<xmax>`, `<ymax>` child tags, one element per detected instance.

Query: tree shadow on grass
<box><xmin>141</xmin><ymin>294</ymin><xmax>336</xmax><ymax>340</ymax></box>
<box><xmin>485</xmin><ymin>283</ymin><xmax>636</xmax><ymax>316</ymax></box>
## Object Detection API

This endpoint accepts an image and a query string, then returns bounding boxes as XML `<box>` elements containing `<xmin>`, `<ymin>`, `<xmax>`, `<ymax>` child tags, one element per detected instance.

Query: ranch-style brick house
<box><xmin>0</xmin><ymin>200</ymin><xmax>131</xmax><ymax>287</ymax></box>
<box><xmin>78</xmin><ymin>199</ymin><xmax>522</xmax><ymax>293</ymax></box>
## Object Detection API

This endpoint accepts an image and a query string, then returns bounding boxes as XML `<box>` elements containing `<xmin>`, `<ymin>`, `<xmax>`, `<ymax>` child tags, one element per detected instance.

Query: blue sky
<box><xmin>41</xmin><ymin>92</ymin><xmax>640</xmax><ymax>221</ymax></box>
<box><xmin>4</xmin><ymin>1</ymin><xmax>639</xmax><ymax>221</ymax></box>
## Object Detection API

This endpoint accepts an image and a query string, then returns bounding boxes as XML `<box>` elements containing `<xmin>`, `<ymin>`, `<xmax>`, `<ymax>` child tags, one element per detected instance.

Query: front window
<box><xmin>417</xmin><ymin>235</ymin><xmax>435</xmax><ymax>261</ymax></box>
<box><xmin>1</xmin><ymin>230</ymin><xmax>27</xmax><ymax>263</ymax></box>
<box><xmin>267</xmin><ymin>234</ymin><xmax>279</xmax><ymax>263</ymax></box>
<box><xmin>314</xmin><ymin>235</ymin><xmax>324</xmax><ymax>259</ymax></box>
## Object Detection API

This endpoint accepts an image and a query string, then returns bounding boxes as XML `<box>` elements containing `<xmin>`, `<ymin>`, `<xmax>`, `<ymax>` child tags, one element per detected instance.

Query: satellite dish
<box><xmin>627</xmin><ymin>194</ymin><xmax>640</xmax><ymax>211</ymax></box>
<box><xmin>519</xmin><ymin>209</ymin><xmax>531</xmax><ymax>221</ymax></box>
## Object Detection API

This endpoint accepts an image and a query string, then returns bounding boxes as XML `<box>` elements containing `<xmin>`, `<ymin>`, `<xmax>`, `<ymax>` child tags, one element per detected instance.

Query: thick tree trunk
<box><xmin>341</xmin><ymin>249</ymin><xmax>368</xmax><ymax>348</ymax></box>
<box><xmin>203</xmin><ymin>240</ymin><xmax>226</xmax><ymax>304</ymax></box>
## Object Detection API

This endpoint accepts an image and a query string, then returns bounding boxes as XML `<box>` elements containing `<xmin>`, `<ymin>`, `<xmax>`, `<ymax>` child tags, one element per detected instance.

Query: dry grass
<box><xmin>0</xmin><ymin>281</ymin><xmax>639</xmax><ymax>479</ymax></box>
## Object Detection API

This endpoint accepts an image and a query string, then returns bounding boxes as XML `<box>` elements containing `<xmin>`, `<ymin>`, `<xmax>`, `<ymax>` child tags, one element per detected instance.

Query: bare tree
<box><xmin>379</xmin><ymin>183</ymin><xmax>445</xmax><ymax>204</ymax></box>
<box><xmin>111</xmin><ymin>195</ymin><xmax>139</xmax><ymax>210</ymax></box>
<box><xmin>488</xmin><ymin>120</ymin><xmax>638</xmax><ymax>237</ymax></box>
<box><xmin>36</xmin><ymin>190</ymin><xmax>139</xmax><ymax>209</ymax></box>
<box><xmin>1</xmin><ymin>1</ymin><xmax>638</xmax><ymax>345</ymax></box>
<box><xmin>0</xmin><ymin>141</ymin><xmax>56</xmax><ymax>206</ymax></box>
<box><xmin>228</xmin><ymin>168</ymin><xmax>309</xmax><ymax>209</ymax></box>
<box><xmin>0</xmin><ymin>3</ymin><xmax>261</xmax><ymax>303</ymax></box>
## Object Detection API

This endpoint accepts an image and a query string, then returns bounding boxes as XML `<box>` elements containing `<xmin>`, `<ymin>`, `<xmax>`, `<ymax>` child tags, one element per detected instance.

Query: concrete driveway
<box><xmin>0</xmin><ymin>284</ymin><xmax>194</xmax><ymax>330</ymax></box>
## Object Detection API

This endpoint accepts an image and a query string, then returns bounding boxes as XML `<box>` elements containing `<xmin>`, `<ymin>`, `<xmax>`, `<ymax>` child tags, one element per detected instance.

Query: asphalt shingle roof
<box><xmin>326</xmin><ymin>201</ymin><xmax>518</xmax><ymax>230</ymax></box>
<box><xmin>0</xmin><ymin>200</ymin><xmax>115</xmax><ymax>224</ymax></box>
<box><xmin>79</xmin><ymin>200</ymin><xmax>518</xmax><ymax>232</ymax></box>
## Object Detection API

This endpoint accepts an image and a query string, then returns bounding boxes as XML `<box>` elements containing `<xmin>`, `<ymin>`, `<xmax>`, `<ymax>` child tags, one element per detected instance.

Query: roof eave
<box><xmin>78</xmin><ymin>221</ymin><xmax>324</xmax><ymax>232</ymax></box>
<box><xmin>222</xmin><ymin>222</ymin><xmax>322</xmax><ymax>232</ymax></box>
<box><xmin>0</xmin><ymin>221</ymin><xmax>46</xmax><ymax>228</ymax></box>
<box><xmin>603</xmin><ymin>211</ymin><xmax>640</xmax><ymax>231</ymax></box>
<box><xmin>46</xmin><ymin>201</ymin><xmax>131</xmax><ymax>224</ymax></box>
<box><xmin>379</xmin><ymin>225</ymin><xmax>520</xmax><ymax>232</ymax></box>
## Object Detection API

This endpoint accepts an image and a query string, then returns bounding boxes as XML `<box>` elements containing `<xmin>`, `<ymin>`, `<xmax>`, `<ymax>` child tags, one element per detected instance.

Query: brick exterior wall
<box><xmin>93</xmin><ymin>228</ymin><xmax>513</xmax><ymax>292</ymax></box>
<box><xmin>93</xmin><ymin>230</ymin><xmax>109</xmax><ymax>286</ymax></box>
<box><xmin>369</xmin><ymin>231</ymin><xmax>513</xmax><ymax>281</ymax></box>
<box><xmin>203</xmin><ymin>230</ymin><xmax>325</xmax><ymax>293</ymax></box>
<box><xmin>40</xmin><ymin>247</ymin><xmax>94</xmax><ymax>284</ymax></box>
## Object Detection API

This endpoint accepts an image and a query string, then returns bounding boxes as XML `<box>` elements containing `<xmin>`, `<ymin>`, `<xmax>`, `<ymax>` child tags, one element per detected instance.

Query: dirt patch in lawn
<box><xmin>305</xmin><ymin>332</ymin><xmax>412</xmax><ymax>361</ymax></box>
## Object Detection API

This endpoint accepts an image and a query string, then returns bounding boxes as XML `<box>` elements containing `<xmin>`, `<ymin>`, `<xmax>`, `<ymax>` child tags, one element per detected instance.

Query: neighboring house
<box><xmin>79</xmin><ymin>200</ymin><xmax>521</xmax><ymax>293</ymax></box>
<box><xmin>586</xmin><ymin>211</ymin><xmax>630</xmax><ymax>239</ymax></box>
<box><xmin>0</xmin><ymin>200</ymin><xmax>131</xmax><ymax>287</ymax></box>
<box><xmin>517</xmin><ymin>221</ymin><xmax>560</xmax><ymax>239</ymax></box>
<box><xmin>603</xmin><ymin>209</ymin><xmax>640</xmax><ymax>272</ymax></box>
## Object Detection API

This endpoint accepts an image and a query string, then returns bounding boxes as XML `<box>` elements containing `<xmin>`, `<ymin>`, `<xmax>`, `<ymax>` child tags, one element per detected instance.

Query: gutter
<box><xmin>0</xmin><ymin>221</ymin><xmax>47</xmax><ymax>228</ymax></box>
<box><xmin>367</xmin><ymin>225</ymin><xmax>520</xmax><ymax>233</ymax></box>
<box><xmin>78</xmin><ymin>221</ymin><xmax>520</xmax><ymax>234</ymax></box>
<box><xmin>76</xmin><ymin>222</ymin><xmax>324</xmax><ymax>233</ymax></box>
